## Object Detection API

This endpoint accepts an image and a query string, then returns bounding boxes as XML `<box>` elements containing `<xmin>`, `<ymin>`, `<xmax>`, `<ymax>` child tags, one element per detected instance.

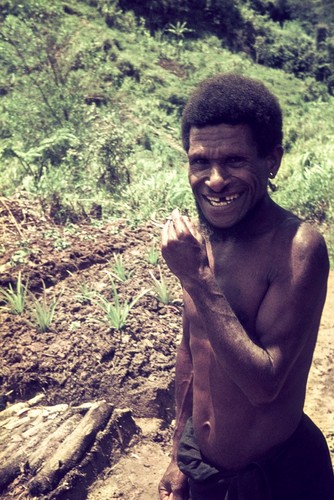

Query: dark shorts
<box><xmin>177</xmin><ymin>415</ymin><xmax>334</xmax><ymax>500</ymax></box>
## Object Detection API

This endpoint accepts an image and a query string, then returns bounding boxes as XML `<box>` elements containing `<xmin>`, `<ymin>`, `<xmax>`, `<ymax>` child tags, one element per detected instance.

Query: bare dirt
<box><xmin>0</xmin><ymin>195</ymin><xmax>333</xmax><ymax>499</ymax></box>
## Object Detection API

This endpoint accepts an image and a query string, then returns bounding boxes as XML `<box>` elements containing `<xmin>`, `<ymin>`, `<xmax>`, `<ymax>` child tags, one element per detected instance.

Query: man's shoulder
<box><xmin>274</xmin><ymin>210</ymin><xmax>325</xmax><ymax>246</ymax></box>
<box><xmin>288</xmin><ymin>219</ymin><xmax>327</xmax><ymax>254</ymax></box>
<box><xmin>275</xmin><ymin>217</ymin><xmax>329</xmax><ymax>274</ymax></box>
<box><xmin>294</xmin><ymin>220</ymin><xmax>326</xmax><ymax>245</ymax></box>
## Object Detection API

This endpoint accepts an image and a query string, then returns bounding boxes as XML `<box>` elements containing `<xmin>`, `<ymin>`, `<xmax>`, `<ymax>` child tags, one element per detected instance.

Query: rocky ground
<box><xmin>0</xmin><ymin>195</ymin><xmax>333</xmax><ymax>499</ymax></box>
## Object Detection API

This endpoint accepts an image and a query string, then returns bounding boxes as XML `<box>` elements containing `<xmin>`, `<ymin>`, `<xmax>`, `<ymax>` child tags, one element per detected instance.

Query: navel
<box><xmin>202</xmin><ymin>420</ymin><xmax>211</xmax><ymax>436</ymax></box>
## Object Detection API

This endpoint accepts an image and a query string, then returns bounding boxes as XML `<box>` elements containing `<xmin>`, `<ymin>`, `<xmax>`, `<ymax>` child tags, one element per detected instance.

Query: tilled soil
<box><xmin>0</xmin><ymin>196</ymin><xmax>182</xmax><ymax>423</ymax></box>
<box><xmin>0</xmin><ymin>195</ymin><xmax>333</xmax><ymax>499</ymax></box>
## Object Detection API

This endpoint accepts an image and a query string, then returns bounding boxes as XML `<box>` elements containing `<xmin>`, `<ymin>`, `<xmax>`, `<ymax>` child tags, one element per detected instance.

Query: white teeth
<box><xmin>205</xmin><ymin>194</ymin><xmax>240</xmax><ymax>207</ymax></box>
<box><xmin>225</xmin><ymin>194</ymin><xmax>239</xmax><ymax>201</ymax></box>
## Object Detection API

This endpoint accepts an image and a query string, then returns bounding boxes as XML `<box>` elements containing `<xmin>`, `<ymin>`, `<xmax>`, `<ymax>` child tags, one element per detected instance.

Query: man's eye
<box><xmin>190</xmin><ymin>159</ymin><xmax>209</xmax><ymax>168</ymax></box>
<box><xmin>227</xmin><ymin>157</ymin><xmax>243</xmax><ymax>167</ymax></box>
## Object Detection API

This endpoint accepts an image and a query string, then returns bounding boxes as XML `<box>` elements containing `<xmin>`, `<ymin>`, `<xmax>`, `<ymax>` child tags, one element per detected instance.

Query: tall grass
<box><xmin>274</xmin><ymin>149</ymin><xmax>334</xmax><ymax>224</ymax></box>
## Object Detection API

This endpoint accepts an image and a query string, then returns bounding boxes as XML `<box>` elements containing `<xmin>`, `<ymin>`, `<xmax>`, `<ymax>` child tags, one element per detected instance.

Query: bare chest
<box><xmin>208</xmin><ymin>237</ymin><xmax>274</xmax><ymax>333</ymax></box>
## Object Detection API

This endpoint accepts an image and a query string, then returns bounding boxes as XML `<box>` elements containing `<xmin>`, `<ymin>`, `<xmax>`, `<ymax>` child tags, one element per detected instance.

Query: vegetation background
<box><xmin>0</xmin><ymin>0</ymin><xmax>334</xmax><ymax>262</ymax></box>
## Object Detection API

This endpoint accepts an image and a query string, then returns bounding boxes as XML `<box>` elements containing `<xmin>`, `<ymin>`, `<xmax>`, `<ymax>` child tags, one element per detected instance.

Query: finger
<box><xmin>158</xmin><ymin>486</ymin><xmax>170</xmax><ymax>499</ymax></box>
<box><xmin>183</xmin><ymin>216</ymin><xmax>203</xmax><ymax>244</ymax></box>
<box><xmin>171</xmin><ymin>207</ymin><xmax>180</xmax><ymax>218</ymax></box>
<box><xmin>182</xmin><ymin>215</ymin><xmax>197</xmax><ymax>236</ymax></box>
<box><xmin>161</xmin><ymin>220</ymin><xmax>169</xmax><ymax>247</ymax></box>
<box><xmin>161</xmin><ymin>219</ymin><xmax>175</xmax><ymax>247</ymax></box>
<box><xmin>172</xmin><ymin>210</ymin><xmax>191</xmax><ymax>238</ymax></box>
<box><xmin>171</xmin><ymin>493</ymin><xmax>183</xmax><ymax>500</ymax></box>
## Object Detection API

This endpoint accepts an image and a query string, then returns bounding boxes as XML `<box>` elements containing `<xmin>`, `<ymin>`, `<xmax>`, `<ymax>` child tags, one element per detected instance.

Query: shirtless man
<box><xmin>158</xmin><ymin>74</ymin><xmax>334</xmax><ymax>499</ymax></box>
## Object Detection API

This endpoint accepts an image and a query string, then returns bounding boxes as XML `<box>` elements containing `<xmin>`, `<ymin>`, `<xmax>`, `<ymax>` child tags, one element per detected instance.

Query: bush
<box><xmin>255</xmin><ymin>21</ymin><xmax>316</xmax><ymax>77</ymax></box>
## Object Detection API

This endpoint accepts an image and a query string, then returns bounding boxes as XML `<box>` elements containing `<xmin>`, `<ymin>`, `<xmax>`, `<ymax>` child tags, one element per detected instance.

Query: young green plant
<box><xmin>32</xmin><ymin>282</ymin><xmax>59</xmax><ymax>332</ymax></box>
<box><xmin>107</xmin><ymin>253</ymin><xmax>133</xmax><ymax>282</ymax></box>
<box><xmin>76</xmin><ymin>283</ymin><xmax>96</xmax><ymax>304</ymax></box>
<box><xmin>0</xmin><ymin>271</ymin><xmax>28</xmax><ymax>315</ymax></box>
<box><xmin>149</xmin><ymin>267</ymin><xmax>172</xmax><ymax>305</ymax></box>
<box><xmin>94</xmin><ymin>279</ymin><xmax>149</xmax><ymax>332</ymax></box>
<box><xmin>147</xmin><ymin>243</ymin><xmax>160</xmax><ymax>265</ymax></box>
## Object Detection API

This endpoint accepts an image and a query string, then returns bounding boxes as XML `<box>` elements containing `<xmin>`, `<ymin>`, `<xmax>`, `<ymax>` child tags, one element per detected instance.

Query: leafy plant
<box><xmin>166</xmin><ymin>21</ymin><xmax>192</xmax><ymax>40</ymax></box>
<box><xmin>10</xmin><ymin>248</ymin><xmax>31</xmax><ymax>266</ymax></box>
<box><xmin>149</xmin><ymin>267</ymin><xmax>172</xmax><ymax>305</ymax></box>
<box><xmin>165</xmin><ymin>21</ymin><xmax>192</xmax><ymax>57</ymax></box>
<box><xmin>0</xmin><ymin>272</ymin><xmax>28</xmax><ymax>314</ymax></box>
<box><xmin>249</xmin><ymin>17</ymin><xmax>316</xmax><ymax>77</ymax></box>
<box><xmin>94</xmin><ymin>279</ymin><xmax>149</xmax><ymax>331</ymax></box>
<box><xmin>107</xmin><ymin>253</ymin><xmax>133</xmax><ymax>282</ymax></box>
<box><xmin>54</xmin><ymin>238</ymin><xmax>71</xmax><ymax>250</ymax></box>
<box><xmin>32</xmin><ymin>282</ymin><xmax>59</xmax><ymax>332</ymax></box>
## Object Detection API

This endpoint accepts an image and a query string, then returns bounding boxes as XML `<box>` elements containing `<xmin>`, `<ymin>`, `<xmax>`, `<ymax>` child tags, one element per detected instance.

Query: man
<box><xmin>159</xmin><ymin>73</ymin><xmax>334</xmax><ymax>500</ymax></box>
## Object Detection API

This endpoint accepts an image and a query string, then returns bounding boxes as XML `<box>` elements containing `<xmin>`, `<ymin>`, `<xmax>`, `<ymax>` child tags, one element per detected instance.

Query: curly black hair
<box><xmin>181</xmin><ymin>73</ymin><xmax>283</xmax><ymax>157</ymax></box>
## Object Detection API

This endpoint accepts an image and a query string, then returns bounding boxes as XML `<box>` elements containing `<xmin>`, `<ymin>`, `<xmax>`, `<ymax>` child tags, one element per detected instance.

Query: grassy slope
<box><xmin>0</xmin><ymin>0</ymin><xmax>333</xmax><ymax>258</ymax></box>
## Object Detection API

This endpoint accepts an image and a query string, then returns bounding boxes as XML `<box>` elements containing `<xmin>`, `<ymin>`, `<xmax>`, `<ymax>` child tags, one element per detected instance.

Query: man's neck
<box><xmin>198</xmin><ymin>195</ymin><xmax>286</xmax><ymax>243</ymax></box>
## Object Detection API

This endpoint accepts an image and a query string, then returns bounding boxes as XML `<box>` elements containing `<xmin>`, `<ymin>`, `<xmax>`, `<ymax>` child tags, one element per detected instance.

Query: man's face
<box><xmin>188</xmin><ymin>123</ymin><xmax>277</xmax><ymax>230</ymax></box>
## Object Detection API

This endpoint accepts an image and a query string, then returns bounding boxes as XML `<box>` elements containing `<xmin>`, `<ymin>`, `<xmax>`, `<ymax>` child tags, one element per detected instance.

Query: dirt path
<box><xmin>304</xmin><ymin>270</ymin><xmax>334</xmax><ymax>447</ymax></box>
<box><xmin>88</xmin><ymin>434</ymin><xmax>171</xmax><ymax>499</ymax></box>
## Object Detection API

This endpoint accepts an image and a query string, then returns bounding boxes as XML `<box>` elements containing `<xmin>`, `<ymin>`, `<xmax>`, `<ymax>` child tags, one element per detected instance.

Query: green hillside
<box><xmin>0</xmin><ymin>0</ymin><xmax>333</xmax><ymax>259</ymax></box>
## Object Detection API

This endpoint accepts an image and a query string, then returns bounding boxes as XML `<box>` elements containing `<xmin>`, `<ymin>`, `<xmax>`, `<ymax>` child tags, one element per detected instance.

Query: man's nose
<box><xmin>205</xmin><ymin>166</ymin><xmax>228</xmax><ymax>192</ymax></box>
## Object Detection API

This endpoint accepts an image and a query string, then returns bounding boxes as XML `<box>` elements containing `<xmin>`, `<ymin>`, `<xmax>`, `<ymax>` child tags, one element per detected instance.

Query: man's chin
<box><xmin>195</xmin><ymin>201</ymin><xmax>229</xmax><ymax>240</ymax></box>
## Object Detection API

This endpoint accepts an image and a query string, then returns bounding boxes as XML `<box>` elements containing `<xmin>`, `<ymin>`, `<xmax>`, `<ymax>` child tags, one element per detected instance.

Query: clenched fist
<box><xmin>161</xmin><ymin>209</ymin><xmax>210</xmax><ymax>285</ymax></box>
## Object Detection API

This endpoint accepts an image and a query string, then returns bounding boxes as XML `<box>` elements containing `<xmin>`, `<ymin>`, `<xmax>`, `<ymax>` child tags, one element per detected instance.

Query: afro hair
<box><xmin>182</xmin><ymin>73</ymin><xmax>283</xmax><ymax>157</ymax></box>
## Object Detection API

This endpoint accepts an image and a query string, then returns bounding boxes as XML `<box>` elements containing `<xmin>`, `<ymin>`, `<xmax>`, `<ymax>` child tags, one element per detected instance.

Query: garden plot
<box><xmin>0</xmin><ymin>196</ymin><xmax>332</xmax><ymax>499</ymax></box>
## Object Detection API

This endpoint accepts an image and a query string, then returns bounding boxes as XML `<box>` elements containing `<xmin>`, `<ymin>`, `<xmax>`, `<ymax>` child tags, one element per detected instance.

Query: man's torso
<box><xmin>183</xmin><ymin>212</ymin><xmax>323</xmax><ymax>469</ymax></box>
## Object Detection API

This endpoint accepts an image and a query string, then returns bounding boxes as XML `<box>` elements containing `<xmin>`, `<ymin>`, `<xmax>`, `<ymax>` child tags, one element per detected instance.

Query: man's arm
<box><xmin>162</xmin><ymin>210</ymin><xmax>329</xmax><ymax>406</ymax></box>
<box><xmin>158</xmin><ymin>311</ymin><xmax>193</xmax><ymax>499</ymax></box>
<box><xmin>172</xmin><ymin>311</ymin><xmax>193</xmax><ymax>458</ymax></box>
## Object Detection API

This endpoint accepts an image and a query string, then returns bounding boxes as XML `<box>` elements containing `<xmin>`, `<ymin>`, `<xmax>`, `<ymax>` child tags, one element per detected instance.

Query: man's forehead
<box><xmin>188</xmin><ymin>123</ymin><xmax>255</xmax><ymax>150</ymax></box>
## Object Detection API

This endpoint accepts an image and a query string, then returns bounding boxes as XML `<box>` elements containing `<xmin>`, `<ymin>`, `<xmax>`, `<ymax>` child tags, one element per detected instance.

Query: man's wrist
<box><xmin>181</xmin><ymin>266</ymin><xmax>215</xmax><ymax>292</ymax></box>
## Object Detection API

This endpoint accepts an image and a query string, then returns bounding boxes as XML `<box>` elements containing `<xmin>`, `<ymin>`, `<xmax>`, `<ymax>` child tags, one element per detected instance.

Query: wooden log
<box><xmin>27</xmin><ymin>413</ymin><xmax>83</xmax><ymax>472</ymax></box>
<box><xmin>0</xmin><ymin>394</ymin><xmax>45</xmax><ymax>422</ymax></box>
<box><xmin>0</xmin><ymin>396</ymin><xmax>54</xmax><ymax>491</ymax></box>
<box><xmin>0</xmin><ymin>398</ymin><xmax>139</xmax><ymax>498</ymax></box>
<box><xmin>28</xmin><ymin>401</ymin><xmax>113</xmax><ymax>496</ymax></box>
<box><xmin>50</xmin><ymin>408</ymin><xmax>139</xmax><ymax>500</ymax></box>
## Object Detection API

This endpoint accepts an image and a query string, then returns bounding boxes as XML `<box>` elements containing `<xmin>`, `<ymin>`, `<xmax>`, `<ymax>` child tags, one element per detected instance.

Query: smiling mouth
<box><xmin>203</xmin><ymin>193</ymin><xmax>241</xmax><ymax>207</ymax></box>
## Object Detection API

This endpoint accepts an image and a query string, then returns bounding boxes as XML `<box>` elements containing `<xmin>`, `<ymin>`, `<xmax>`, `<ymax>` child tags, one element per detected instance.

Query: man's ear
<box><xmin>267</xmin><ymin>145</ymin><xmax>283</xmax><ymax>179</ymax></box>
